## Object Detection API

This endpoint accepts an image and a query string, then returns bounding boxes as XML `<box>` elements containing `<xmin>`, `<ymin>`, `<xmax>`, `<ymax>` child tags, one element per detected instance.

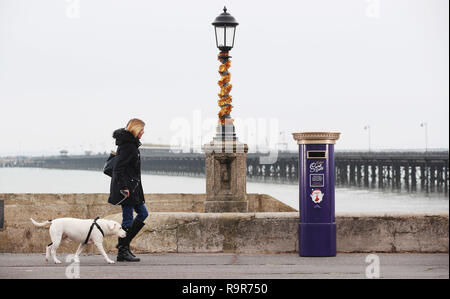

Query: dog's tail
<box><xmin>30</xmin><ymin>218</ymin><xmax>52</xmax><ymax>227</ymax></box>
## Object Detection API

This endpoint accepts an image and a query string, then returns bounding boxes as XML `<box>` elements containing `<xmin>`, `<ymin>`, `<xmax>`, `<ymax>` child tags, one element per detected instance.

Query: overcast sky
<box><xmin>0</xmin><ymin>0</ymin><xmax>448</xmax><ymax>156</ymax></box>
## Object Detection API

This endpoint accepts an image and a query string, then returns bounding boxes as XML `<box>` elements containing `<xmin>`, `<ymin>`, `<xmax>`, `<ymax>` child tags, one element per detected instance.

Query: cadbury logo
<box><xmin>310</xmin><ymin>162</ymin><xmax>324</xmax><ymax>173</ymax></box>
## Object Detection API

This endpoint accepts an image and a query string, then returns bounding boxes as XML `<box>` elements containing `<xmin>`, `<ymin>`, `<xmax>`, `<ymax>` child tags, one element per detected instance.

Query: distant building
<box><xmin>140</xmin><ymin>143</ymin><xmax>182</xmax><ymax>156</ymax></box>
<box><xmin>60</xmin><ymin>150</ymin><xmax>68</xmax><ymax>157</ymax></box>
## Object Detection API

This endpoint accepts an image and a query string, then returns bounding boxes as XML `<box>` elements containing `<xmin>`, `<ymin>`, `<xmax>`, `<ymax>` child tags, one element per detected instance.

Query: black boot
<box><xmin>125</xmin><ymin>218</ymin><xmax>146</xmax><ymax>244</ymax></box>
<box><xmin>116</xmin><ymin>219</ymin><xmax>145</xmax><ymax>262</ymax></box>
<box><xmin>116</xmin><ymin>227</ymin><xmax>136</xmax><ymax>257</ymax></box>
<box><xmin>117</xmin><ymin>237</ymin><xmax>140</xmax><ymax>262</ymax></box>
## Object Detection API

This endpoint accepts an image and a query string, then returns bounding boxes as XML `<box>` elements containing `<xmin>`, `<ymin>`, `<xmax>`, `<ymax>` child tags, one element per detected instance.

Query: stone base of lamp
<box><xmin>203</xmin><ymin>123</ymin><xmax>249</xmax><ymax>213</ymax></box>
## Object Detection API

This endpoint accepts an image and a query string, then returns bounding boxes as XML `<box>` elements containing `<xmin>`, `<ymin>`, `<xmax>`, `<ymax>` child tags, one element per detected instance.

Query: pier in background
<box><xmin>1</xmin><ymin>149</ymin><xmax>448</xmax><ymax>194</ymax></box>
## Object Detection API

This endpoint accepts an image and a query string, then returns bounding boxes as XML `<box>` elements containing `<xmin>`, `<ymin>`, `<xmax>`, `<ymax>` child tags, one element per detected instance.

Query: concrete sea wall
<box><xmin>0</xmin><ymin>193</ymin><xmax>448</xmax><ymax>253</ymax></box>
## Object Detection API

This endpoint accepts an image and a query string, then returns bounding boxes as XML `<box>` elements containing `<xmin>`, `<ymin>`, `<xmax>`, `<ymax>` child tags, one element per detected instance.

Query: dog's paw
<box><xmin>54</xmin><ymin>260</ymin><xmax>62</xmax><ymax>264</ymax></box>
<box><xmin>107</xmin><ymin>260</ymin><xmax>115</xmax><ymax>264</ymax></box>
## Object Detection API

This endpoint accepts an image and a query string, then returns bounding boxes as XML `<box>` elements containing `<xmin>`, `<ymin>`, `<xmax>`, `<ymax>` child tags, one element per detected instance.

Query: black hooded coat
<box><xmin>107</xmin><ymin>128</ymin><xmax>145</xmax><ymax>206</ymax></box>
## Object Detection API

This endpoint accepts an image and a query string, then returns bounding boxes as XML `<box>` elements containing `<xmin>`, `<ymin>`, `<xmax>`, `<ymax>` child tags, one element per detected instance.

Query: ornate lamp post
<box><xmin>364</xmin><ymin>125</ymin><xmax>371</xmax><ymax>152</ymax></box>
<box><xmin>203</xmin><ymin>7</ymin><xmax>248</xmax><ymax>213</ymax></box>
<box><xmin>420</xmin><ymin>122</ymin><xmax>428</xmax><ymax>153</ymax></box>
<box><xmin>212</xmin><ymin>6</ymin><xmax>238</xmax><ymax>139</ymax></box>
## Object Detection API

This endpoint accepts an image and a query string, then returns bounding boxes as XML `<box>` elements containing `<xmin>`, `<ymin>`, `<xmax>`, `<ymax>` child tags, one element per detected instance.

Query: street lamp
<box><xmin>212</xmin><ymin>7</ymin><xmax>239</xmax><ymax>138</ymax></box>
<box><xmin>364</xmin><ymin>125</ymin><xmax>371</xmax><ymax>152</ymax></box>
<box><xmin>420</xmin><ymin>122</ymin><xmax>428</xmax><ymax>153</ymax></box>
<box><xmin>203</xmin><ymin>7</ymin><xmax>248</xmax><ymax>213</ymax></box>
<box><xmin>213</xmin><ymin>6</ymin><xmax>238</xmax><ymax>54</ymax></box>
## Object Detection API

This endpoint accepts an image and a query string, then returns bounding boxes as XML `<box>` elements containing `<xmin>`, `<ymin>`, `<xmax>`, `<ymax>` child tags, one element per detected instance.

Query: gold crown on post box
<box><xmin>292</xmin><ymin>132</ymin><xmax>341</xmax><ymax>145</ymax></box>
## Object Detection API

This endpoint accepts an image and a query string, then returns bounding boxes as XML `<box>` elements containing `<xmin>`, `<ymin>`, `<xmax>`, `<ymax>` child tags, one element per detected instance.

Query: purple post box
<box><xmin>292</xmin><ymin>132</ymin><xmax>341</xmax><ymax>257</ymax></box>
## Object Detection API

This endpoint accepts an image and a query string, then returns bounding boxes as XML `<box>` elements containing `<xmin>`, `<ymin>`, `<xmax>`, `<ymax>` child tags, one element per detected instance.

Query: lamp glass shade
<box><xmin>215</xmin><ymin>26</ymin><xmax>225</xmax><ymax>49</ymax></box>
<box><xmin>225</xmin><ymin>26</ymin><xmax>235</xmax><ymax>48</ymax></box>
<box><xmin>215</xmin><ymin>25</ymin><xmax>236</xmax><ymax>50</ymax></box>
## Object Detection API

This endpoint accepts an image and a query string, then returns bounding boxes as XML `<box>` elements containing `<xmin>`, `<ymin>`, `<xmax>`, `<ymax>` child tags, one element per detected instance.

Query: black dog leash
<box><xmin>84</xmin><ymin>217</ymin><xmax>104</xmax><ymax>244</ymax></box>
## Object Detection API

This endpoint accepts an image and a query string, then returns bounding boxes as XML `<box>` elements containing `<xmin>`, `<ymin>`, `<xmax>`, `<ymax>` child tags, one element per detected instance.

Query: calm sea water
<box><xmin>0</xmin><ymin>167</ymin><xmax>448</xmax><ymax>213</ymax></box>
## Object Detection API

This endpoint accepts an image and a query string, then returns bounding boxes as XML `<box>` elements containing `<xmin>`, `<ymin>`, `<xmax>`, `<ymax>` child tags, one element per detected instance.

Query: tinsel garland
<box><xmin>217</xmin><ymin>52</ymin><xmax>233</xmax><ymax>125</ymax></box>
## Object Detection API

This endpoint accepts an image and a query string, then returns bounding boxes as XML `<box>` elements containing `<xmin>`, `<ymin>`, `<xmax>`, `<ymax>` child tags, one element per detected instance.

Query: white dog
<box><xmin>30</xmin><ymin>217</ymin><xmax>126</xmax><ymax>264</ymax></box>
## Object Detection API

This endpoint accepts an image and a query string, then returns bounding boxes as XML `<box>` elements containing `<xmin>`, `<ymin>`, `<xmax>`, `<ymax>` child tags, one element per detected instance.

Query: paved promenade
<box><xmin>0</xmin><ymin>253</ymin><xmax>448</xmax><ymax>279</ymax></box>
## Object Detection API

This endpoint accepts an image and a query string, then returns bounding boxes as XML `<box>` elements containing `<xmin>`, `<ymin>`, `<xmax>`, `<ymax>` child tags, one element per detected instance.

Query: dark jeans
<box><xmin>121</xmin><ymin>203</ymin><xmax>149</xmax><ymax>228</ymax></box>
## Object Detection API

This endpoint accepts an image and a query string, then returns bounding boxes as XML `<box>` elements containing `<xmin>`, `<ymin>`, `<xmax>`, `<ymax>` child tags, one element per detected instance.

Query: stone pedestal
<box><xmin>203</xmin><ymin>124</ymin><xmax>249</xmax><ymax>213</ymax></box>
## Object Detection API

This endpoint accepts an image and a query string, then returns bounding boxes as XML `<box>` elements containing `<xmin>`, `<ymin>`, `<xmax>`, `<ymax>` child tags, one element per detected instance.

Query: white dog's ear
<box><xmin>108</xmin><ymin>222</ymin><xmax>115</xmax><ymax>231</ymax></box>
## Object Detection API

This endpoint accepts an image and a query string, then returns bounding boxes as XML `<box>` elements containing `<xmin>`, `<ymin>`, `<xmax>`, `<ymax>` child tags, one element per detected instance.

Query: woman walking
<box><xmin>108</xmin><ymin>118</ymin><xmax>148</xmax><ymax>262</ymax></box>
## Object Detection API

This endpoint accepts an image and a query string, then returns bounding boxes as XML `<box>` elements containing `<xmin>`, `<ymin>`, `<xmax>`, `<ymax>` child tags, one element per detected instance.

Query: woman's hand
<box><xmin>120</xmin><ymin>189</ymin><xmax>130</xmax><ymax>198</ymax></box>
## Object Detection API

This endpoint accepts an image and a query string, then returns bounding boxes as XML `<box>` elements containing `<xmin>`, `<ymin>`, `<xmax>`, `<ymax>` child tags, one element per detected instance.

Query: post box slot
<box><xmin>307</xmin><ymin>151</ymin><xmax>327</xmax><ymax>159</ymax></box>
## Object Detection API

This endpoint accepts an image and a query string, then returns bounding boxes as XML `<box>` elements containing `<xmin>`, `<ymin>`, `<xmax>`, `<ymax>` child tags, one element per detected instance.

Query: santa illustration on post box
<box><xmin>310</xmin><ymin>189</ymin><xmax>324</xmax><ymax>204</ymax></box>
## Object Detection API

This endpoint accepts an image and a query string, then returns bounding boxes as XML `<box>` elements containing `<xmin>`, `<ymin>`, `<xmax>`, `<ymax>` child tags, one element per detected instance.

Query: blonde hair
<box><xmin>126</xmin><ymin>118</ymin><xmax>145</xmax><ymax>138</ymax></box>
